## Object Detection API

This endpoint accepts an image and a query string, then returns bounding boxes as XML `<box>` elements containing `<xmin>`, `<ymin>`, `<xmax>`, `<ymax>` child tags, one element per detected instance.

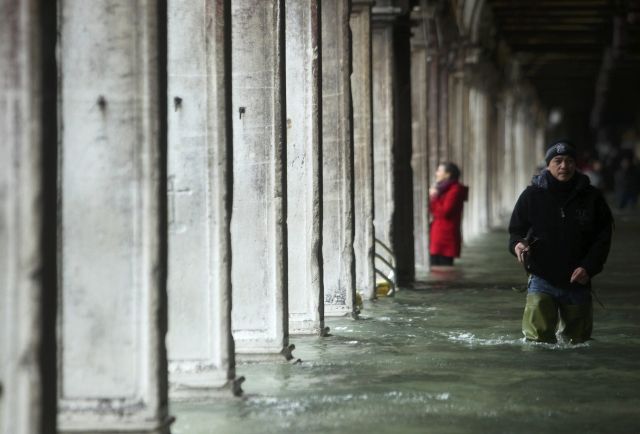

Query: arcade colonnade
<box><xmin>0</xmin><ymin>0</ymin><xmax>545</xmax><ymax>432</ymax></box>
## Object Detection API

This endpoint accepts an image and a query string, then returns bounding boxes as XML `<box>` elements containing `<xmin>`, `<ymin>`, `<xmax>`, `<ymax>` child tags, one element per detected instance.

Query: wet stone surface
<box><xmin>172</xmin><ymin>213</ymin><xmax>640</xmax><ymax>434</ymax></box>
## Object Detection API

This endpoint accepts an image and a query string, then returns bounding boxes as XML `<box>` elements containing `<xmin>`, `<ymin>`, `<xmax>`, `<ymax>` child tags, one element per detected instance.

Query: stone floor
<box><xmin>171</xmin><ymin>208</ymin><xmax>640</xmax><ymax>434</ymax></box>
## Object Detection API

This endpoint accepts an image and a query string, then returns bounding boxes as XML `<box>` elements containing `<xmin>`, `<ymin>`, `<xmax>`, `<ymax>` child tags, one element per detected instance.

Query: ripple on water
<box><xmin>445</xmin><ymin>331</ymin><xmax>526</xmax><ymax>347</ymax></box>
<box><xmin>405</xmin><ymin>305</ymin><xmax>438</xmax><ymax>311</ymax></box>
<box><xmin>444</xmin><ymin>331</ymin><xmax>592</xmax><ymax>350</ymax></box>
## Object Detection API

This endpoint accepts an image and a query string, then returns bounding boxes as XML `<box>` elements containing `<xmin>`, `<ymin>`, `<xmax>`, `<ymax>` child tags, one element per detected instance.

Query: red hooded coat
<box><xmin>429</xmin><ymin>181</ymin><xmax>468</xmax><ymax>258</ymax></box>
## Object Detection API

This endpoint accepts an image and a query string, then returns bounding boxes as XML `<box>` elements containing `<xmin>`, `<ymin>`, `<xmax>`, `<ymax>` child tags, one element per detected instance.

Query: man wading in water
<box><xmin>508</xmin><ymin>141</ymin><xmax>613</xmax><ymax>343</ymax></box>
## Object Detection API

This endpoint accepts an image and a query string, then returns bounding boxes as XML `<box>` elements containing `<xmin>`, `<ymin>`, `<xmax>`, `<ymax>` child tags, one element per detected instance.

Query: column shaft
<box><xmin>410</xmin><ymin>42</ymin><xmax>430</xmax><ymax>276</ymax></box>
<box><xmin>57</xmin><ymin>1</ymin><xmax>170</xmax><ymax>432</ymax></box>
<box><xmin>285</xmin><ymin>0</ymin><xmax>324</xmax><ymax>334</ymax></box>
<box><xmin>466</xmin><ymin>86</ymin><xmax>489</xmax><ymax>238</ymax></box>
<box><xmin>372</xmin><ymin>20</ymin><xmax>396</xmax><ymax>257</ymax></box>
<box><xmin>0</xmin><ymin>1</ymin><xmax>56</xmax><ymax>432</ymax></box>
<box><xmin>449</xmin><ymin>71</ymin><xmax>466</xmax><ymax>170</ymax></box>
<box><xmin>322</xmin><ymin>0</ymin><xmax>357</xmax><ymax>316</ymax></box>
<box><xmin>426</xmin><ymin>46</ymin><xmax>440</xmax><ymax>170</ymax></box>
<box><xmin>350</xmin><ymin>1</ymin><xmax>376</xmax><ymax>300</ymax></box>
<box><xmin>167</xmin><ymin>0</ymin><xmax>237</xmax><ymax>396</ymax></box>
<box><xmin>438</xmin><ymin>63</ymin><xmax>450</xmax><ymax>161</ymax></box>
<box><xmin>231</xmin><ymin>0</ymin><xmax>290</xmax><ymax>356</ymax></box>
<box><xmin>392</xmin><ymin>17</ymin><xmax>415</xmax><ymax>284</ymax></box>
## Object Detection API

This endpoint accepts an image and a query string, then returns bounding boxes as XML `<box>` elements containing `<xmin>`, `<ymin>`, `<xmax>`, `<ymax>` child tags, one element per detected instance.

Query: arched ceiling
<box><xmin>485</xmin><ymin>0</ymin><xmax>640</xmax><ymax>140</ymax></box>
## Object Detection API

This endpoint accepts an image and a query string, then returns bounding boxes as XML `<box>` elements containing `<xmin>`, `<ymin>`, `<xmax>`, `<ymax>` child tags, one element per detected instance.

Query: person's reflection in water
<box><xmin>428</xmin><ymin>162</ymin><xmax>468</xmax><ymax>270</ymax></box>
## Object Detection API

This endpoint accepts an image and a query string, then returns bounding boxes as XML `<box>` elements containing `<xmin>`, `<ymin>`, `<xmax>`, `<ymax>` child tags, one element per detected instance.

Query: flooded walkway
<box><xmin>172</xmin><ymin>213</ymin><xmax>640</xmax><ymax>434</ymax></box>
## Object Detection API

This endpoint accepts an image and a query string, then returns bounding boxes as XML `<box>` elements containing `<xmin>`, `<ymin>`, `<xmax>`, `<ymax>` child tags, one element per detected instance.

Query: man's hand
<box><xmin>514</xmin><ymin>242</ymin><xmax>529</xmax><ymax>264</ymax></box>
<box><xmin>429</xmin><ymin>187</ymin><xmax>438</xmax><ymax>198</ymax></box>
<box><xmin>570</xmin><ymin>267</ymin><xmax>590</xmax><ymax>285</ymax></box>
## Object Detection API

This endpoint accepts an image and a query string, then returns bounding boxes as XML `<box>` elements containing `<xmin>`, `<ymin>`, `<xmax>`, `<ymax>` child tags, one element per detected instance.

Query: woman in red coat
<box><xmin>429</xmin><ymin>162</ymin><xmax>468</xmax><ymax>266</ymax></box>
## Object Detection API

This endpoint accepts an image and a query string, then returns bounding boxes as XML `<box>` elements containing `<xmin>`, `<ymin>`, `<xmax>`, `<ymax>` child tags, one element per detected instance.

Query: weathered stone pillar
<box><xmin>410</xmin><ymin>30</ymin><xmax>430</xmax><ymax>277</ymax></box>
<box><xmin>439</xmin><ymin>60</ymin><xmax>450</xmax><ymax>161</ymax></box>
<box><xmin>466</xmin><ymin>85</ymin><xmax>489</xmax><ymax>238</ymax></box>
<box><xmin>0</xmin><ymin>1</ymin><xmax>56</xmax><ymax>432</ymax></box>
<box><xmin>514</xmin><ymin>100</ymin><xmax>529</xmax><ymax>191</ymax></box>
<box><xmin>371</xmin><ymin>5</ymin><xmax>414</xmax><ymax>285</ymax></box>
<box><xmin>322</xmin><ymin>0</ymin><xmax>357</xmax><ymax>316</ymax></box>
<box><xmin>231</xmin><ymin>1</ymin><xmax>290</xmax><ymax>356</ymax></box>
<box><xmin>350</xmin><ymin>0</ymin><xmax>376</xmax><ymax>300</ymax></box>
<box><xmin>57</xmin><ymin>1</ymin><xmax>170</xmax><ymax>432</ymax></box>
<box><xmin>448</xmin><ymin>66</ymin><xmax>467</xmax><ymax>172</ymax></box>
<box><xmin>286</xmin><ymin>0</ymin><xmax>324</xmax><ymax>334</ymax></box>
<box><xmin>502</xmin><ymin>90</ymin><xmax>518</xmax><ymax>207</ymax></box>
<box><xmin>372</xmin><ymin>7</ymin><xmax>398</xmax><ymax>263</ymax></box>
<box><xmin>426</xmin><ymin>24</ymin><xmax>441</xmax><ymax>171</ymax></box>
<box><xmin>492</xmin><ymin>92</ymin><xmax>509</xmax><ymax>222</ymax></box>
<box><xmin>392</xmin><ymin>14</ymin><xmax>416</xmax><ymax>284</ymax></box>
<box><xmin>486</xmin><ymin>89</ymin><xmax>501</xmax><ymax>228</ymax></box>
<box><xmin>167</xmin><ymin>0</ymin><xmax>237</xmax><ymax>397</ymax></box>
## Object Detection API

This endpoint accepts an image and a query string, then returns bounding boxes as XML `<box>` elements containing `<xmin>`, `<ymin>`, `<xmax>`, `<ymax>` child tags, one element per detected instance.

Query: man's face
<box><xmin>548</xmin><ymin>155</ymin><xmax>576</xmax><ymax>181</ymax></box>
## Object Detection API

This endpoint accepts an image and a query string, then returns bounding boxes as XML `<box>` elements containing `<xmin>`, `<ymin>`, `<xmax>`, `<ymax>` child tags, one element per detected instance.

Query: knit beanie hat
<box><xmin>545</xmin><ymin>141</ymin><xmax>577</xmax><ymax>165</ymax></box>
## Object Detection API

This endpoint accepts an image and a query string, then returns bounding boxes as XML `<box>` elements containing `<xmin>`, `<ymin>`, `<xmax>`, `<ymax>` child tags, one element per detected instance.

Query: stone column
<box><xmin>322</xmin><ymin>0</ymin><xmax>357</xmax><ymax>317</ymax></box>
<box><xmin>0</xmin><ymin>1</ymin><xmax>56</xmax><ymax>432</ymax></box>
<box><xmin>466</xmin><ymin>85</ymin><xmax>489</xmax><ymax>238</ymax></box>
<box><xmin>438</xmin><ymin>60</ymin><xmax>450</xmax><ymax>161</ymax></box>
<box><xmin>492</xmin><ymin>93</ymin><xmax>509</xmax><ymax>221</ymax></box>
<box><xmin>514</xmin><ymin>101</ymin><xmax>528</xmax><ymax>191</ymax></box>
<box><xmin>448</xmin><ymin>68</ymin><xmax>466</xmax><ymax>171</ymax></box>
<box><xmin>410</xmin><ymin>36</ymin><xmax>430</xmax><ymax>277</ymax></box>
<box><xmin>57</xmin><ymin>1</ymin><xmax>170</xmax><ymax>432</ymax></box>
<box><xmin>285</xmin><ymin>0</ymin><xmax>324</xmax><ymax>334</ymax></box>
<box><xmin>486</xmin><ymin>90</ymin><xmax>501</xmax><ymax>228</ymax></box>
<box><xmin>392</xmin><ymin>15</ymin><xmax>416</xmax><ymax>285</ymax></box>
<box><xmin>350</xmin><ymin>0</ymin><xmax>376</xmax><ymax>300</ymax></box>
<box><xmin>231</xmin><ymin>1</ymin><xmax>290</xmax><ymax>357</ymax></box>
<box><xmin>503</xmin><ymin>90</ymin><xmax>518</xmax><ymax>207</ymax></box>
<box><xmin>426</xmin><ymin>24</ymin><xmax>441</xmax><ymax>172</ymax></box>
<box><xmin>167</xmin><ymin>0</ymin><xmax>237</xmax><ymax>397</ymax></box>
<box><xmin>371</xmin><ymin>7</ymin><xmax>398</xmax><ymax>262</ymax></box>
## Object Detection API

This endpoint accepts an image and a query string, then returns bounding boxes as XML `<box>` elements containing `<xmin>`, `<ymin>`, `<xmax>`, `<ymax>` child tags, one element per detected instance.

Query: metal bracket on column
<box><xmin>231</xmin><ymin>376</ymin><xmax>245</xmax><ymax>397</ymax></box>
<box><xmin>281</xmin><ymin>343</ymin><xmax>296</xmax><ymax>362</ymax></box>
<box><xmin>374</xmin><ymin>238</ymin><xmax>397</xmax><ymax>296</ymax></box>
<box><xmin>372</xmin><ymin>6</ymin><xmax>403</xmax><ymax>21</ymax></box>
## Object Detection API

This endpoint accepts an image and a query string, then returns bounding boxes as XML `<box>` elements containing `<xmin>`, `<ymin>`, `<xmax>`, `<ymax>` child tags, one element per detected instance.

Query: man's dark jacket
<box><xmin>508</xmin><ymin>170</ymin><xmax>613</xmax><ymax>290</ymax></box>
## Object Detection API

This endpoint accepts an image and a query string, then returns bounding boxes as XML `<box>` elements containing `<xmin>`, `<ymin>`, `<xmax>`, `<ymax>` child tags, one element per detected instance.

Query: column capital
<box><xmin>351</xmin><ymin>1</ymin><xmax>375</xmax><ymax>14</ymax></box>
<box><xmin>372</xmin><ymin>6</ymin><xmax>403</xmax><ymax>25</ymax></box>
<box><xmin>352</xmin><ymin>0</ymin><xmax>376</xmax><ymax>6</ymax></box>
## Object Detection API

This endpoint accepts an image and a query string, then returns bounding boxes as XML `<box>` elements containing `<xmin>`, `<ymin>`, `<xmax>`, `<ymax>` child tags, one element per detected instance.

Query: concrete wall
<box><xmin>57</xmin><ymin>1</ymin><xmax>170</xmax><ymax>432</ymax></box>
<box><xmin>167</xmin><ymin>0</ymin><xmax>236</xmax><ymax>397</ymax></box>
<box><xmin>322</xmin><ymin>0</ymin><xmax>357</xmax><ymax>316</ymax></box>
<box><xmin>231</xmin><ymin>0</ymin><xmax>290</xmax><ymax>356</ymax></box>
<box><xmin>285</xmin><ymin>0</ymin><xmax>324</xmax><ymax>334</ymax></box>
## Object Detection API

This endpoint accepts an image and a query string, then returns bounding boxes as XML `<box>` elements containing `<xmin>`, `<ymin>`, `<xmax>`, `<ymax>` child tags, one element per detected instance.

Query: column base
<box><xmin>59</xmin><ymin>416</ymin><xmax>174</xmax><ymax>434</ymax></box>
<box><xmin>170</xmin><ymin>371</ymin><xmax>244</xmax><ymax>399</ymax></box>
<box><xmin>235</xmin><ymin>344</ymin><xmax>297</xmax><ymax>363</ymax></box>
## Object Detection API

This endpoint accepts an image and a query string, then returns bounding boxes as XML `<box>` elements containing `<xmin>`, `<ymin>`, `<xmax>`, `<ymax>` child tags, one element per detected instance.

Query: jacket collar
<box><xmin>531</xmin><ymin>169</ymin><xmax>590</xmax><ymax>192</ymax></box>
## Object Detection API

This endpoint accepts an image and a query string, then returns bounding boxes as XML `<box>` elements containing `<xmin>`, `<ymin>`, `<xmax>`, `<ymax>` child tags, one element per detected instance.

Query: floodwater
<box><xmin>172</xmin><ymin>213</ymin><xmax>640</xmax><ymax>434</ymax></box>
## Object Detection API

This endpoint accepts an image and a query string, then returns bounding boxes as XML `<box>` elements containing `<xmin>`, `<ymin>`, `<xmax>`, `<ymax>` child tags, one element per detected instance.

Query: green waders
<box><xmin>522</xmin><ymin>292</ymin><xmax>593</xmax><ymax>344</ymax></box>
